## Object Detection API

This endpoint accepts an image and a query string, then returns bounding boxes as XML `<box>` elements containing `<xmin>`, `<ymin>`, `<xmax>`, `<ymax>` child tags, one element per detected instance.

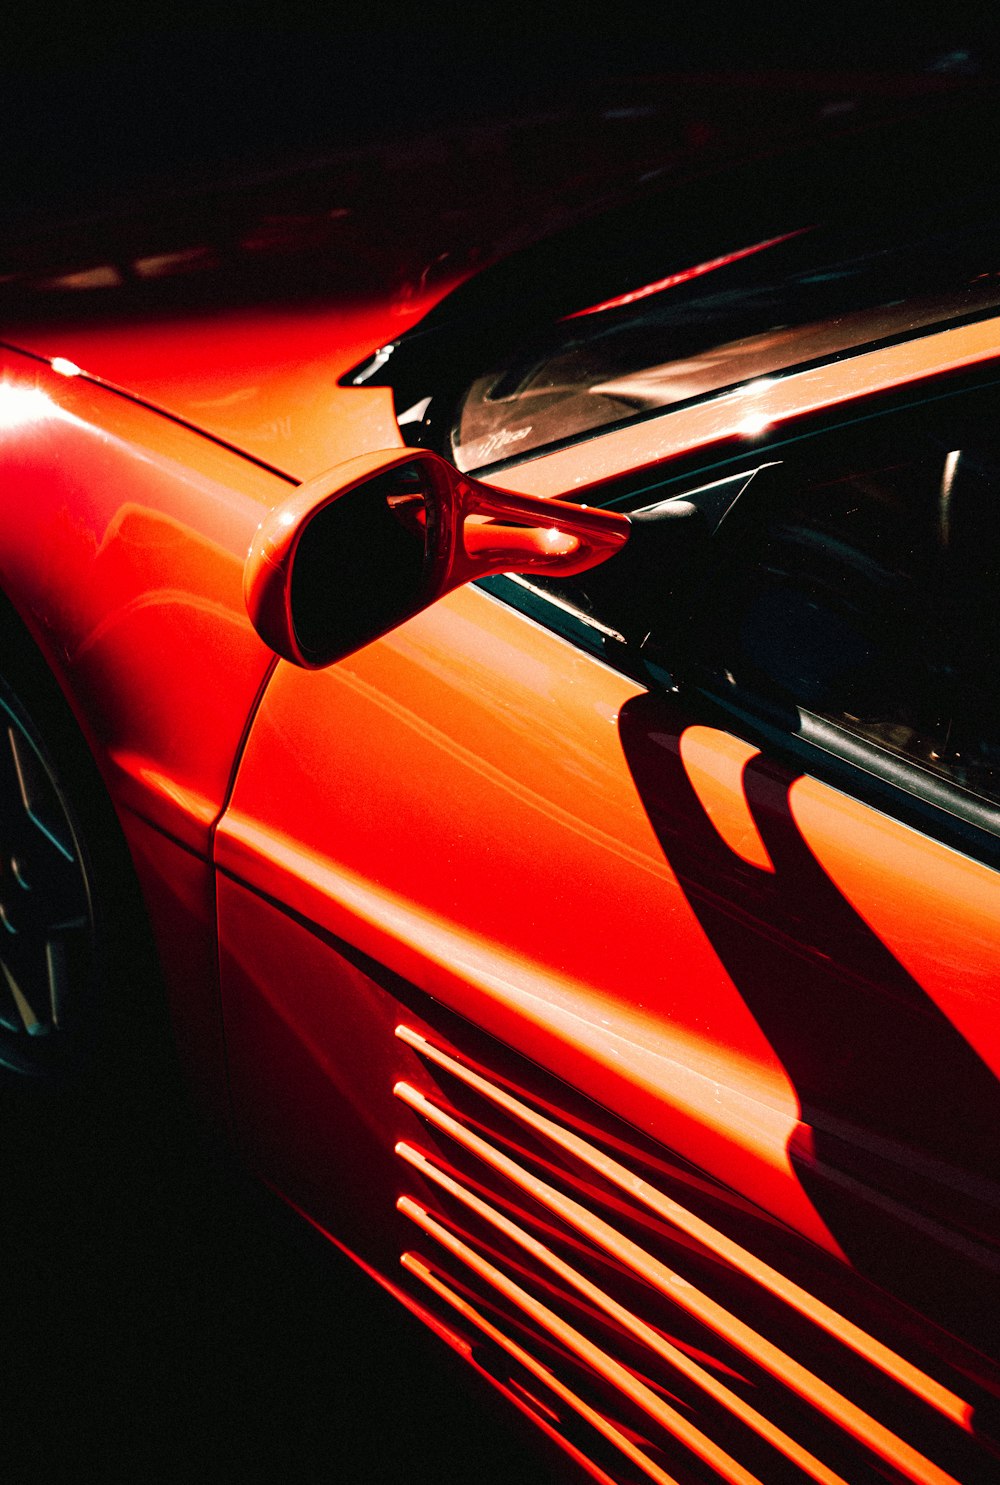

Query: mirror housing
<box><xmin>244</xmin><ymin>447</ymin><xmax>631</xmax><ymax>667</ymax></box>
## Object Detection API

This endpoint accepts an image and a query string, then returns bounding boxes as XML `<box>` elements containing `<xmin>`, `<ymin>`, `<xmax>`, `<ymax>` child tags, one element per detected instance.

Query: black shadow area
<box><xmin>618</xmin><ymin>690</ymin><xmax>1000</xmax><ymax>1370</ymax></box>
<box><xmin>0</xmin><ymin>1061</ymin><xmax>564</xmax><ymax>1484</ymax></box>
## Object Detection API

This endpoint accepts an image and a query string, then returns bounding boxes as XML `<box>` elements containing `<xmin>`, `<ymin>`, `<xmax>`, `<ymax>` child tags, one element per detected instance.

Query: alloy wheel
<box><xmin>0</xmin><ymin>684</ymin><xmax>95</xmax><ymax>1076</ymax></box>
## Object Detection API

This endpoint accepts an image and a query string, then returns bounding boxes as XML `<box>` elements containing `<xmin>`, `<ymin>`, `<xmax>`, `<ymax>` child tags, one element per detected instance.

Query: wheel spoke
<box><xmin>2</xmin><ymin>855</ymin><xmax>86</xmax><ymax>938</ymax></box>
<box><xmin>7</xmin><ymin>726</ymin><xmax>75</xmax><ymax>862</ymax></box>
<box><xmin>0</xmin><ymin>956</ymin><xmax>21</xmax><ymax>1032</ymax></box>
<box><xmin>0</xmin><ymin>956</ymin><xmax>48</xmax><ymax>1036</ymax></box>
<box><xmin>45</xmin><ymin>937</ymin><xmax>69</xmax><ymax>1029</ymax></box>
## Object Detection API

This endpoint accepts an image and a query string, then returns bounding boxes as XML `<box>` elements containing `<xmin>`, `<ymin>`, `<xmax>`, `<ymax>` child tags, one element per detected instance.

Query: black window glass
<box><xmin>691</xmin><ymin>426</ymin><xmax>1000</xmax><ymax>807</ymax></box>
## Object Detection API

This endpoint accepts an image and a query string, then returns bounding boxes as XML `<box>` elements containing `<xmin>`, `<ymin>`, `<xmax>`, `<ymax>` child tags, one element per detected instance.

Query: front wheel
<box><xmin>0</xmin><ymin>675</ymin><xmax>99</xmax><ymax>1078</ymax></box>
<box><xmin>0</xmin><ymin>614</ymin><xmax>166</xmax><ymax>1093</ymax></box>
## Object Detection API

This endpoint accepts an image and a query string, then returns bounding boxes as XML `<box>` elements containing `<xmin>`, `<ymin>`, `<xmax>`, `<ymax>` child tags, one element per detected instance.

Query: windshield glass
<box><xmin>450</xmin><ymin>223</ymin><xmax>1000</xmax><ymax>472</ymax></box>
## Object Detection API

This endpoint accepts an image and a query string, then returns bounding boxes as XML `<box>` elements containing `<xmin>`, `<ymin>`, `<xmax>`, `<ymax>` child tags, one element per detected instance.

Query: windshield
<box><xmin>451</xmin><ymin>223</ymin><xmax>1000</xmax><ymax>472</ymax></box>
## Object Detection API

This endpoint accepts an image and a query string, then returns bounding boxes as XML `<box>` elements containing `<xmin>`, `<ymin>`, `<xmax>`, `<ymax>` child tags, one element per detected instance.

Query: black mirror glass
<box><xmin>290</xmin><ymin>463</ymin><xmax>432</xmax><ymax>664</ymax></box>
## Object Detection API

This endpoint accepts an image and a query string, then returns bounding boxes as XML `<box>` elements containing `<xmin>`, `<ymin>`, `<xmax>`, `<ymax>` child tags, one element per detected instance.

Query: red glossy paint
<box><xmin>396</xmin><ymin>1144</ymin><xmax>847</xmax><ymax>1485</ymax></box>
<box><xmin>392</xmin><ymin>1025</ymin><xmax>971</xmax><ymax>1433</ymax></box>
<box><xmin>0</xmin><ymin>348</ymin><xmax>289</xmax><ymax>1107</ymax></box>
<box><xmin>0</xmin><ymin>350</ymin><xmax>285</xmax><ymax>849</ymax></box>
<box><xmin>1</xmin><ymin>295</ymin><xmax>435</xmax><ymax>480</ymax></box>
<box><xmin>217</xmin><ymin>589</ymin><xmax>816</xmax><ymax>1232</ymax></box>
<box><xmin>2</xmin><ymin>271</ymin><xmax>1000</xmax><ymax>1484</ymax></box>
<box><xmin>401</xmin><ymin>1253</ymin><xmax>648</xmax><ymax>1485</ymax></box>
<box><xmin>214</xmin><ymin>329</ymin><xmax>1000</xmax><ymax>1479</ymax></box>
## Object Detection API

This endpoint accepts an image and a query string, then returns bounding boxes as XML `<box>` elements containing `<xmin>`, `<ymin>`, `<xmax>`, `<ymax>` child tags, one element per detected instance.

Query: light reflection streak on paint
<box><xmin>222</xmin><ymin>811</ymin><xmax>805</xmax><ymax>1169</ymax></box>
<box><xmin>0</xmin><ymin>382</ymin><xmax>60</xmax><ymax>430</ymax></box>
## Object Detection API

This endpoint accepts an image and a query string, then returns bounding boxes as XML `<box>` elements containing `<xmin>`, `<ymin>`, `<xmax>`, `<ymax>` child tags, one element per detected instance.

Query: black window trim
<box><xmin>695</xmin><ymin>688</ymin><xmax>1000</xmax><ymax>873</ymax></box>
<box><xmin>480</xmin><ymin>568</ymin><xmax>1000</xmax><ymax>872</ymax></box>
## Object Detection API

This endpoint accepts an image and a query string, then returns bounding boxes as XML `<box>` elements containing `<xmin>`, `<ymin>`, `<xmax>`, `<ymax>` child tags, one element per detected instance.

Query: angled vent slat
<box><xmin>395</xmin><ymin>1072</ymin><xmax>960</xmax><ymax>1485</ymax></box>
<box><xmin>399</xmin><ymin>1139</ymin><xmax>848</xmax><ymax>1485</ymax></box>
<box><xmin>400</xmin><ymin>1197</ymin><xmax>766</xmax><ymax>1485</ymax></box>
<box><xmin>395</xmin><ymin>1023</ymin><xmax>971</xmax><ymax>1433</ymax></box>
<box><xmin>403</xmin><ymin>1251</ymin><xmax>680</xmax><ymax>1485</ymax></box>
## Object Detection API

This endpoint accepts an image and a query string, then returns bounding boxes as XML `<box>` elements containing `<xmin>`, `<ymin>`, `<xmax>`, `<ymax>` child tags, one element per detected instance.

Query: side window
<box><xmin>482</xmin><ymin>385</ymin><xmax>1000</xmax><ymax>825</ymax></box>
<box><xmin>690</xmin><ymin>427</ymin><xmax>1000</xmax><ymax>809</ymax></box>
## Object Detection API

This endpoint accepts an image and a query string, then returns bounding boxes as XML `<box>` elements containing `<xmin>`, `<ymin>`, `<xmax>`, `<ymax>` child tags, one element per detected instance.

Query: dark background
<box><xmin>2</xmin><ymin>11</ymin><xmax>998</xmax><ymax>1483</ymax></box>
<box><xmin>3</xmin><ymin>11</ymin><xmax>998</xmax><ymax>288</ymax></box>
<box><xmin>2</xmin><ymin>1068</ymin><xmax>569</xmax><ymax>1483</ymax></box>
<box><xmin>1</xmin><ymin>9</ymin><xmax>994</xmax><ymax>214</ymax></box>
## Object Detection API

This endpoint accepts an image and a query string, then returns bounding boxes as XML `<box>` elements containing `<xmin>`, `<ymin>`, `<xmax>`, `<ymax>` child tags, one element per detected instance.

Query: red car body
<box><xmin>2</xmin><ymin>165</ymin><xmax>1000</xmax><ymax>1483</ymax></box>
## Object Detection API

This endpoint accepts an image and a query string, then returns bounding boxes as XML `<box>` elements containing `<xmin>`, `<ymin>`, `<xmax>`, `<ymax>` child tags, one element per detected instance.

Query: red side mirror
<box><xmin>244</xmin><ymin>447</ymin><xmax>630</xmax><ymax>667</ymax></box>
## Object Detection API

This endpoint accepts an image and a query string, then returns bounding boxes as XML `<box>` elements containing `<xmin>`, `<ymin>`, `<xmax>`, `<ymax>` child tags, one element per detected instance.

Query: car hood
<box><xmin>1</xmin><ymin>291</ymin><xmax>456</xmax><ymax>482</ymax></box>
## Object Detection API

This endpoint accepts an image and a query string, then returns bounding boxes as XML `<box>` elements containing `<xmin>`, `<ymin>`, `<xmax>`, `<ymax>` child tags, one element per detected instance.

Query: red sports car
<box><xmin>2</xmin><ymin>111</ymin><xmax>999</xmax><ymax>1483</ymax></box>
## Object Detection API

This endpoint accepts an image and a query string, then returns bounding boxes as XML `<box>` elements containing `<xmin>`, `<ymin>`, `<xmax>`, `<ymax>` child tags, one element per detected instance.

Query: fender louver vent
<box><xmin>391</xmin><ymin>1021</ymin><xmax>998</xmax><ymax>1485</ymax></box>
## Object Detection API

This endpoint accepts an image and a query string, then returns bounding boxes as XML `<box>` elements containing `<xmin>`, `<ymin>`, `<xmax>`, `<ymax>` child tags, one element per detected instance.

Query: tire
<box><xmin>0</xmin><ymin>607</ymin><xmax>165</xmax><ymax>1093</ymax></box>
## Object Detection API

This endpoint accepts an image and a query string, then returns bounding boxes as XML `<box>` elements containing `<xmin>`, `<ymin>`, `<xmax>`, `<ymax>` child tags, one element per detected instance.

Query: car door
<box><xmin>214</xmin><ymin>368</ymin><xmax>1000</xmax><ymax>1484</ymax></box>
